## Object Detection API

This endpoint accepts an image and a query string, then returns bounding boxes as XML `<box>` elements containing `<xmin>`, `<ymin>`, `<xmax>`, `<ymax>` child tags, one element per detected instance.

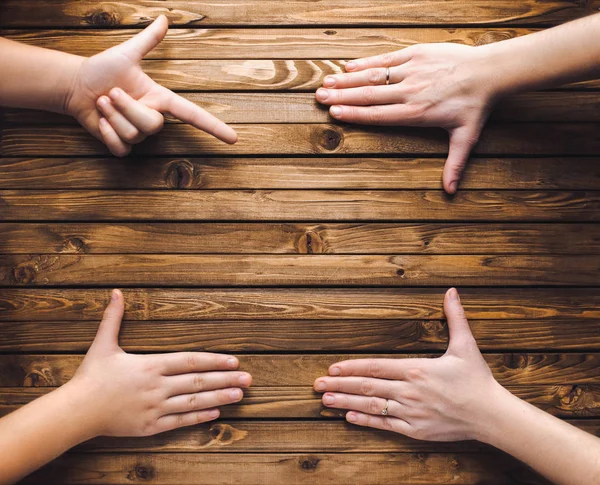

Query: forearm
<box><xmin>478</xmin><ymin>13</ymin><xmax>600</xmax><ymax>97</ymax></box>
<box><xmin>0</xmin><ymin>38</ymin><xmax>83</xmax><ymax>113</ymax></box>
<box><xmin>476</xmin><ymin>384</ymin><xmax>600</xmax><ymax>485</ymax></box>
<box><xmin>0</xmin><ymin>382</ymin><xmax>96</xmax><ymax>484</ymax></box>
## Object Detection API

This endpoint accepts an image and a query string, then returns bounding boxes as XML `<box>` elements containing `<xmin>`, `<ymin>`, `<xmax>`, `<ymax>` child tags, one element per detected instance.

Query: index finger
<box><xmin>164</xmin><ymin>91</ymin><xmax>238</xmax><ymax>144</ymax></box>
<box><xmin>328</xmin><ymin>358</ymin><xmax>429</xmax><ymax>380</ymax></box>
<box><xmin>346</xmin><ymin>47</ymin><xmax>414</xmax><ymax>72</ymax></box>
<box><xmin>158</xmin><ymin>352</ymin><xmax>239</xmax><ymax>376</ymax></box>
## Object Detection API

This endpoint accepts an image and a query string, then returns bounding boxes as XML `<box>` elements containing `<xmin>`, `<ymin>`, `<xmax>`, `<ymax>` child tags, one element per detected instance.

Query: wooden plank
<box><xmin>3</xmin><ymin>123</ymin><xmax>600</xmax><ymax>157</ymax></box>
<box><xmin>3</xmin><ymin>92</ymin><xmax>600</xmax><ymax>125</ymax></box>
<box><xmin>2</xmin><ymin>319</ymin><xmax>600</xmax><ymax>352</ymax></box>
<box><xmin>2</xmin><ymin>384</ymin><xmax>599</xmax><ymax>419</ymax></box>
<box><xmin>2</xmin><ymin>288</ymin><xmax>600</xmax><ymax>321</ymax></box>
<box><xmin>3</xmin><ymin>223</ymin><xmax>600</xmax><ymax>255</ymax></box>
<box><xmin>0</xmin><ymin>28</ymin><xmax>538</xmax><ymax>59</ymax></box>
<box><xmin>2</xmin><ymin>157</ymin><xmax>600</xmax><ymax>190</ymax></box>
<box><xmin>21</xmin><ymin>452</ymin><xmax>552</xmax><ymax>485</ymax></box>
<box><xmin>1</xmin><ymin>1</ymin><xmax>596</xmax><ymax>27</ymax></box>
<box><xmin>2</xmin><ymin>353</ymin><xmax>600</xmax><ymax>387</ymax></box>
<box><xmin>2</xmin><ymin>254</ymin><xmax>599</xmax><ymax>287</ymax></box>
<box><xmin>2</xmin><ymin>190</ymin><xmax>600</xmax><ymax>222</ymax></box>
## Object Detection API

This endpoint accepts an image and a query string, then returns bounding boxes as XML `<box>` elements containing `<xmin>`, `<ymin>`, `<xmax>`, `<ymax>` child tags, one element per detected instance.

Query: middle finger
<box><xmin>323</xmin><ymin>66</ymin><xmax>406</xmax><ymax>89</ymax></box>
<box><xmin>162</xmin><ymin>388</ymin><xmax>244</xmax><ymax>415</ymax></box>
<box><xmin>316</xmin><ymin>85</ymin><xmax>406</xmax><ymax>106</ymax></box>
<box><xmin>314</xmin><ymin>376</ymin><xmax>403</xmax><ymax>399</ymax></box>
<box><xmin>166</xmin><ymin>371</ymin><xmax>252</xmax><ymax>397</ymax></box>
<box><xmin>322</xmin><ymin>392</ymin><xmax>404</xmax><ymax>417</ymax></box>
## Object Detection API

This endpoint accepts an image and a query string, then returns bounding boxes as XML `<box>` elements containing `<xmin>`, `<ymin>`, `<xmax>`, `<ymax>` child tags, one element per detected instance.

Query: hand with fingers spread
<box><xmin>0</xmin><ymin>15</ymin><xmax>237</xmax><ymax>158</ymax></box>
<box><xmin>0</xmin><ymin>289</ymin><xmax>251</xmax><ymax>484</ymax></box>
<box><xmin>314</xmin><ymin>288</ymin><xmax>600</xmax><ymax>485</ymax></box>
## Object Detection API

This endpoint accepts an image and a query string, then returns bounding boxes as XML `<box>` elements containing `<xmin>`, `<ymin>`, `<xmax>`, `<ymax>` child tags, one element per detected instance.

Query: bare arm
<box><xmin>314</xmin><ymin>289</ymin><xmax>600</xmax><ymax>485</ymax></box>
<box><xmin>316</xmin><ymin>13</ymin><xmax>600</xmax><ymax>193</ymax></box>
<box><xmin>0</xmin><ymin>290</ymin><xmax>252</xmax><ymax>485</ymax></box>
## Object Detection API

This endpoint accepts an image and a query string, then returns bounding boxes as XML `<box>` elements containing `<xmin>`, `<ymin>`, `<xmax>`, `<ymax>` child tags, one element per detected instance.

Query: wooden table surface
<box><xmin>1</xmin><ymin>1</ymin><xmax>600</xmax><ymax>484</ymax></box>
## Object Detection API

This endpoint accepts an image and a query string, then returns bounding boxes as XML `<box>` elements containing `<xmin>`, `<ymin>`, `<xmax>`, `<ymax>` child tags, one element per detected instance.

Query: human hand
<box><xmin>316</xmin><ymin>44</ymin><xmax>497</xmax><ymax>193</ymax></box>
<box><xmin>64</xmin><ymin>15</ymin><xmax>237</xmax><ymax>157</ymax></box>
<box><xmin>313</xmin><ymin>288</ymin><xmax>502</xmax><ymax>442</ymax></box>
<box><xmin>65</xmin><ymin>289</ymin><xmax>252</xmax><ymax>437</ymax></box>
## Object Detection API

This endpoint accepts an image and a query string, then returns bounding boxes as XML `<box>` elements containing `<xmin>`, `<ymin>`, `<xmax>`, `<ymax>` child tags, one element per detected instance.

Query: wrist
<box><xmin>469</xmin><ymin>44</ymin><xmax>512</xmax><ymax>103</ymax></box>
<box><xmin>54</xmin><ymin>54</ymin><xmax>85</xmax><ymax>116</ymax></box>
<box><xmin>60</xmin><ymin>379</ymin><xmax>103</xmax><ymax>442</ymax></box>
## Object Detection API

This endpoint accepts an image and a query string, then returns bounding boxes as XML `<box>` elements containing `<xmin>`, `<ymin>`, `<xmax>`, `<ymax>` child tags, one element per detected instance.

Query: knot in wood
<box><xmin>23</xmin><ymin>369</ymin><xmax>53</xmax><ymax>387</ymax></box>
<box><xmin>12</xmin><ymin>262</ymin><xmax>37</xmax><ymax>284</ymax></box>
<box><xmin>475</xmin><ymin>31</ymin><xmax>515</xmax><ymax>46</ymax></box>
<box><xmin>396</xmin><ymin>268</ymin><xmax>405</xmax><ymax>277</ymax></box>
<box><xmin>558</xmin><ymin>384</ymin><xmax>583</xmax><ymax>406</ymax></box>
<box><xmin>503</xmin><ymin>353</ymin><xmax>527</xmax><ymax>370</ymax></box>
<box><xmin>299</xmin><ymin>457</ymin><xmax>320</xmax><ymax>471</ymax></box>
<box><xmin>323</xmin><ymin>30</ymin><xmax>337</xmax><ymax>35</ymax></box>
<box><xmin>420</xmin><ymin>320</ymin><xmax>447</xmax><ymax>340</ymax></box>
<box><xmin>84</xmin><ymin>9</ymin><xmax>121</xmax><ymax>26</ymax></box>
<box><xmin>297</xmin><ymin>231</ymin><xmax>324</xmax><ymax>254</ymax></box>
<box><xmin>133</xmin><ymin>465</ymin><xmax>154</xmax><ymax>481</ymax></box>
<box><xmin>63</xmin><ymin>236</ymin><xmax>86</xmax><ymax>253</ymax></box>
<box><xmin>166</xmin><ymin>159</ymin><xmax>196</xmax><ymax>188</ymax></box>
<box><xmin>318</xmin><ymin>128</ymin><xmax>343</xmax><ymax>152</ymax></box>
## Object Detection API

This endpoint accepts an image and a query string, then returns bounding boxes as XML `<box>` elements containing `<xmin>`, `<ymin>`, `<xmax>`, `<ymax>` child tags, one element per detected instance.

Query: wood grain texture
<box><xmin>20</xmin><ymin>453</ymin><xmax>553</xmax><ymax>485</ymax></box>
<box><xmin>0</xmin><ymin>28</ymin><xmax>537</xmax><ymax>58</ymax></box>
<box><xmin>2</xmin><ymin>254</ymin><xmax>599</xmax><ymax>287</ymax></box>
<box><xmin>2</xmin><ymin>353</ymin><xmax>600</xmax><ymax>388</ymax></box>
<box><xmin>2</xmin><ymin>319</ymin><xmax>600</xmax><ymax>352</ymax></box>
<box><xmin>3</xmin><ymin>123</ymin><xmax>600</xmax><ymax>157</ymax></box>
<box><xmin>3</xmin><ymin>92</ymin><xmax>600</xmax><ymax>124</ymax></box>
<box><xmin>1</xmin><ymin>1</ymin><xmax>597</xmax><ymax>27</ymax></box>
<box><xmin>3</xmin><ymin>223</ymin><xmax>600</xmax><ymax>255</ymax></box>
<box><xmin>2</xmin><ymin>157</ymin><xmax>600</xmax><ymax>190</ymax></box>
<box><xmin>3</xmin><ymin>384</ymin><xmax>599</xmax><ymax>418</ymax></box>
<box><xmin>2</xmin><ymin>288</ymin><xmax>599</xmax><ymax>321</ymax></box>
<box><xmin>2</xmin><ymin>190</ymin><xmax>600</xmax><ymax>222</ymax></box>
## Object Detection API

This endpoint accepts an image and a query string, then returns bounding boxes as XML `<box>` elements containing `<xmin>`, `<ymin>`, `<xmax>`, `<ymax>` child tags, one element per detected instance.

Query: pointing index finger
<box><xmin>346</xmin><ymin>48</ymin><xmax>414</xmax><ymax>72</ymax></box>
<box><xmin>329</xmin><ymin>357</ymin><xmax>429</xmax><ymax>380</ymax></box>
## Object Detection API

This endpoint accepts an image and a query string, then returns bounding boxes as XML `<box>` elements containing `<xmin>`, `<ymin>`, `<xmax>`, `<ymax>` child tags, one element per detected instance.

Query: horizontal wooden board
<box><xmin>3</xmin><ymin>123</ymin><xmax>600</xmax><ymax>157</ymax></box>
<box><xmin>1</xmin><ymin>1</ymin><xmax>597</xmax><ymax>27</ymax></box>
<box><xmin>2</xmin><ymin>353</ymin><xmax>600</xmax><ymax>387</ymax></box>
<box><xmin>21</xmin><ymin>452</ymin><xmax>552</xmax><ymax>485</ymax></box>
<box><xmin>2</xmin><ymin>254</ymin><xmax>600</xmax><ymax>287</ymax></box>
<box><xmin>2</xmin><ymin>288</ymin><xmax>600</xmax><ymax>321</ymax></box>
<box><xmin>2</xmin><ymin>190</ymin><xmax>600</xmax><ymax>222</ymax></box>
<box><xmin>2</xmin><ymin>319</ymin><xmax>600</xmax><ymax>352</ymax></box>
<box><xmin>0</xmin><ymin>28</ymin><xmax>538</xmax><ymax>59</ymax></box>
<box><xmin>3</xmin><ymin>92</ymin><xmax>600</xmax><ymax>125</ymax></box>
<box><xmin>3</xmin><ymin>384</ymin><xmax>599</xmax><ymax>419</ymax></box>
<box><xmin>3</xmin><ymin>223</ymin><xmax>600</xmax><ymax>255</ymax></box>
<box><xmin>2</xmin><ymin>157</ymin><xmax>600</xmax><ymax>190</ymax></box>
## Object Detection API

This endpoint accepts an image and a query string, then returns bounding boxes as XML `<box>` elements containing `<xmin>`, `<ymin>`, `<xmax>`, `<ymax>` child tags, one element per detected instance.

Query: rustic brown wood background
<box><xmin>1</xmin><ymin>1</ymin><xmax>600</xmax><ymax>484</ymax></box>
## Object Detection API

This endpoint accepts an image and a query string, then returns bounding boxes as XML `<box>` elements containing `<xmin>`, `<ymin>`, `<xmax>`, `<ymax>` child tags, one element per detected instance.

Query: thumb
<box><xmin>443</xmin><ymin>126</ymin><xmax>479</xmax><ymax>194</ymax></box>
<box><xmin>92</xmin><ymin>289</ymin><xmax>124</xmax><ymax>351</ymax></box>
<box><xmin>117</xmin><ymin>15</ymin><xmax>168</xmax><ymax>61</ymax></box>
<box><xmin>443</xmin><ymin>288</ymin><xmax>477</xmax><ymax>355</ymax></box>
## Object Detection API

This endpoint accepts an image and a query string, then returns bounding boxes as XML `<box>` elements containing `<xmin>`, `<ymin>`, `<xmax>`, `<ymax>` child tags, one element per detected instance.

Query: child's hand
<box><xmin>316</xmin><ymin>44</ymin><xmax>497</xmax><ymax>193</ymax></box>
<box><xmin>65</xmin><ymin>289</ymin><xmax>252</xmax><ymax>437</ymax></box>
<box><xmin>64</xmin><ymin>15</ymin><xmax>237</xmax><ymax>157</ymax></box>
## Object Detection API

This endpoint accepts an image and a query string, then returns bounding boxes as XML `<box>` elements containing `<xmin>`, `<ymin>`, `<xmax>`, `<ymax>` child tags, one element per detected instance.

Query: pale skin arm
<box><xmin>0</xmin><ymin>15</ymin><xmax>237</xmax><ymax>157</ymax></box>
<box><xmin>314</xmin><ymin>288</ymin><xmax>600</xmax><ymax>485</ymax></box>
<box><xmin>0</xmin><ymin>290</ymin><xmax>252</xmax><ymax>485</ymax></box>
<box><xmin>316</xmin><ymin>13</ymin><xmax>600</xmax><ymax>193</ymax></box>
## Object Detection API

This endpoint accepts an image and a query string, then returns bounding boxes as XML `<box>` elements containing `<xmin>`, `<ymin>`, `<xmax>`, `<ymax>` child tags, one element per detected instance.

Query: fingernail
<box><xmin>98</xmin><ymin>96</ymin><xmax>109</xmax><ymax>107</ymax></box>
<box><xmin>109</xmin><ymin>88</ymin><xmax>121</xmax><ymax>100</ymax></box>
<box><xmin>449</xmin><ymin>181</ymin><xmax>457</xmax><ymax>193</ymax></box>
<box><xmin>323</xmin><ymin>77</ymin><xmax>336</xmax><ymax>87</ymax></box>
<box><xmin>346</xmin><ymin>61</ymin><xmax>357</xmax><ymax>71</ymax></box>
<box><xmin>330</xmin><ymin>366</ymin><xmax>341</xmax><ymax>376</ymax></box>
<box><xmin>209</xmin><ymin>409</ymin><xmax>219</xmax><ymax>419</ymax></box>
<box><xmin>314</xmin><ymin>380</ymin><xmax>327</xmax><ymax>392</ymax></box>
<box><xmin>347</xmin><ymin>412</ymin><xmax>358</xmax><ymax>423</ymax></box>
<box><xmin>323</xmin><ymin>394</ymin><xmax>335</xmax><ymax>405</ymax></box>
<box><xmin>111</xmin><ymin>289</ymin><xmax>120</xmax><ymax>302</ymax></box>
<box><xmin>316</xmin><ymin>88</ymin><xmax>329</xmax><ymax>101</ymax></box>
<box><xmin>229</xmin><ymin>389</ymin><xmax>242</xmax><ymax>400</ymax></box>
<box><xmin>239</xmin><ymin>374</ymin><xmax>251</xmax><ymax>386</ymax></box>
<box><xmin>449</xmin><ymin>288</ymin><xmax>460</xmax><ymax>302</ymax></box>
<box><xmin>227</xmin><ymin>358</ymin><xmax>238</xmax><ymax>368</ymax></box>
<box><xmin>330</xmin><ymin>106</ymin><xmax>342</xmax><ymax>118</ymax></box>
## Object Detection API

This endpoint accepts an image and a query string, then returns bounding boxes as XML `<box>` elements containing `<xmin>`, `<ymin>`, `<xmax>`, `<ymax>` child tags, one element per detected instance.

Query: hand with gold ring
<box><xmin>315</xmin><ymin>43</ymin><xmax>495</xmax><ymax>194</ymax></box>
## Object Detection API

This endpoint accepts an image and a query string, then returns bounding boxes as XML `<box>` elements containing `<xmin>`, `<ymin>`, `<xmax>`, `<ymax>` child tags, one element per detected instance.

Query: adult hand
<box><xmin>66</xmin><ymin>289</ymin><xmax>252</xmax><ymax>437</ymax></box>
<box><xmin>65</xmin><ymin>15</ymin><xmax>237</xmax><ymax>157</ymax></box>
<box><xmin>316</xmin><ymin>44</ymin><xmax>497</xmax><ymax>193</ymax></box>
<box><xmin>314</xmin><ymin>288</ymin><xmax>501</xmax><ymax>441</ymax></box>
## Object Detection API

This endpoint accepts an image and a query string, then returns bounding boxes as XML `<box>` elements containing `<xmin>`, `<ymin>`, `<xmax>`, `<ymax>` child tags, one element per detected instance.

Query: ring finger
<box><xmin>315</xmin><ymin>376</ymin><xmax>404</xmax><ymax>399</ymax></box>
<box><xmin>97</xmin><ymin>96</ymin><xmax>145</xmax><ymax>144</ymax></box>
<box><xmin>322</xmin><ymin>392</ymin><xmax>403</xmax><ymax>417</ymax></box>
<box><xmin>323</xmin><ymin>66</ymin><xmax>406</xmax><ymax>89</ymax></box>
<box><xmin>163</xmin><ymin>388</ymin><xmax>244</xmax><ymax>415</ymax></box>
<box><xmin>166</xmin><ymin>371</ymin><xmax>252</xmax><ymax>397</ymax></box>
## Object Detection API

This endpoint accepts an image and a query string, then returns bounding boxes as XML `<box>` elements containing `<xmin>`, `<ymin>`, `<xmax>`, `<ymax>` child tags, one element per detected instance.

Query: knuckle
<box><xmin>368</xmin><ymin>359</ymin><xmax>382</xmax><ymax>377</ymax></box>
<box><xmin>122</xmin><ymin>128</ymin><xmax>141</xmax><ymax>144</ymax></box>
<box><xmin>193</xmin><ymin>374</ymin><xmax>205</xmax><ymax>392</ymax></box>
<box><xmin>381</xmin><ymin>416</ymin><xmax>394</xmax><ymax>431</ymax></box>
<box><xmin>360</xmin><ymin>379</ymin><xmax>375</xmax><ymax>396</ymax></box>
<box><xmin>176</xmin><ymin>413</ymin><xmax>186</xmax><ymax>428</ymax></box>
<box><xmin>187</xmin><ymin>353</ymin><xmax>198</xmax><ymax>372</ymax></box>
<box><xmin>368</xmin><ymin>396</ymin><xmax>380</xmax><ymax>414</ymax></box>
<box><xmin>361</xmin><ymin>86</ymin><xmax>376</xmax><ymax>105</ymax></box>
<box><xmin>188</xmin><ymin>393</ymin><xmax>198</xmax><ymax>409</ymax></box>
<box><xmin>367</xmin><ymin>68</ymin><xmax>381</xmax><ymax>85</ymax></box>
<box><xmin>381</xmin><ymin>53</ymin><xmax>394</xmax><ymax>67</ymax></box>
<box><xmin>148</xmin><ymin>115</ymin><xmax>164</xmax><ymax>135</ymax></box>
<box><xmin>367</xmin><ymin>107</ymin><xmax>384</xmax><ymax>124</ymax></box>
<box><xmin>406</xmin><ymin>367</ymin><xmax>425</xmax><ymax>381</ymax></box>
